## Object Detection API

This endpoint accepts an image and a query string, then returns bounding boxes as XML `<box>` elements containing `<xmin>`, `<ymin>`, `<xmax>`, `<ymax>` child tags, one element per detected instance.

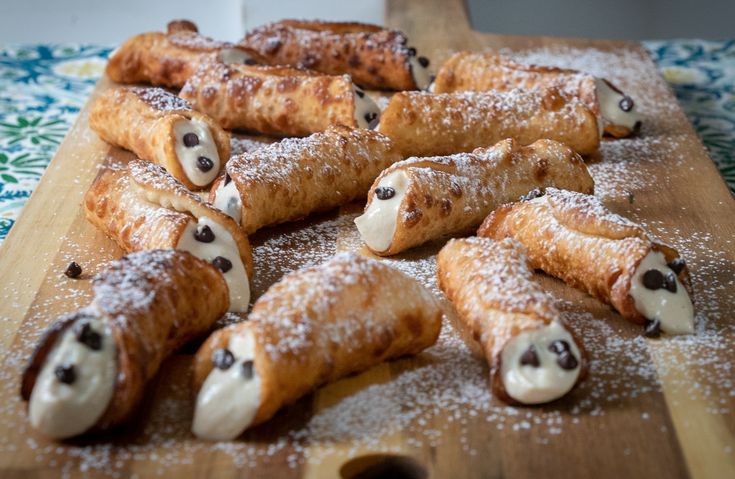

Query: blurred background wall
<box><xmin>0</xmin><ymin>0</ymin><xmax>732</xmax><ymax>43</ymax></box>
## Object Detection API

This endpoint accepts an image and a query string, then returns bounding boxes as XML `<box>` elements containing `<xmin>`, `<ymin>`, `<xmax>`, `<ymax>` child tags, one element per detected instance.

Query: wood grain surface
<box><xmin>0</xmin><ymin>0</ymin><xmax>733</xmax><ymax>477</ymax></box>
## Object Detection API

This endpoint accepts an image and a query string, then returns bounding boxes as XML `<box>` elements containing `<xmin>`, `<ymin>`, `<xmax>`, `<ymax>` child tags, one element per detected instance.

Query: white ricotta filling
<box><xmin>354</xmin><ymin>170</ymin><xmax>409</xmax><ymax>253</ymax></box>
<box><xmin>630</xmin><ymin>251</ymin><xmax>695</xmax><ymax>335</ymax></box>
<box><xmin>192</xmin><ymin>330</ymin><xmax>261</xmax><ymax>441</ymax></box>
<box><xmin>173</xmin><ymin>118</ymin><xmax>221</xmax><ymax>187</ymax></box>
<box><xmin>353</xmin><ymin>86</ymin><xmax>381</xmax><ymax>129</ymax></box>
<box><xmin>212</xmin><ymin>178</ymin><xmax>242</xmax><ymax>224</ymax></box>
<box><xmin>177</xmin><ymin>217</ymin><xmax>250</xmax><ymax>312</ymax></box>
<box><xmin>408</xmin><ymin>53</ymin><xmax>432</xmax><ymax>90</ymax></box>
<box><xmin>500</xmin><ymin>321</ymin><xmax>582</xmax><ymax>405</ymax></box>
<box><xmin>595</xmin><ymin>78</ymin><xmax>643</xmax><ymax>131</ymax></box>
<box><xmin>28</xmin><ymin>316</ymin><xmax>117</xmax><ymax>439</ymax></box>
<box><xmin>218</xmin><ymin>47</ymin><xmax>255</xmax><ymax>65</ymax></box>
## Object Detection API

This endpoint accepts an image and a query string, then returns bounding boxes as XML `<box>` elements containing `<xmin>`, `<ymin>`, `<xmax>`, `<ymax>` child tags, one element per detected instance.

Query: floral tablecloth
<box><xmin>0</xmin><ymin>41</ymin><xmax>733</xmax><ymax>242</ymax></box>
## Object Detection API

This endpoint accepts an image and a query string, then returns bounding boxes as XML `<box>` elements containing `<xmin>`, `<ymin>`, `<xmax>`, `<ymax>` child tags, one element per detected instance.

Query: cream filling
<box><xmin>212</xmin><ymin>178</ymin><xmax>242</xmax><ymax>224</ymax></box>
<box><xmin>177</xmin><ymin>217</ymin><xmax>250</xmax><ymax>312</ymax></box>
<box><xmin>218</xmin><ymin>47</ymin><xmax>255</xmax><ymax>65</ymax></box>
<box><xmin>354</xmin><ymin>170</ymin><xmax>409</xmax><ymax>253</ymax></box>
<box><xmin>408</xmin><ymin>54</ymin><xmax>432</xmax><ymax>90</ymax></box>
<box><xmin>173</xmin><ymin>118</ymin><xmax>221</xmax><ymax>187</ymax></box>
<box><xmin>354</xmin><ymin>86</ymin><xmax>381</xmax><ymax>129</ymax></box>
<box><xmin>500</xmin><ymin>321</ymin><xmax>581</xmax><ymax>405</ymax></box>
<box><xmin>595</xmin><ymin>78</ymin><xmax>643</xmax><ymax>131</ymax></box>
<box><xmin>28</xmin><ymin>316</ymin><xmax>116</xmax><ymax>439</ymax></box>
<box><xmin>630</xmin><ymin>251</ymin><xmax>695</xmax><ymax>335</ymax></box>
<box><xmin>192</xmin><ymin>329</ymin><xmax>261</xmax><ymax>441</ymax></box>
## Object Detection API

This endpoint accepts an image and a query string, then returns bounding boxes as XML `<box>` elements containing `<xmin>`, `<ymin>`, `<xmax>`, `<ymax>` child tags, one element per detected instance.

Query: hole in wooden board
<box><xmin>340</xmin><ymin>453</ymin><xmax>428</xmax><ymax>479</ymax></box>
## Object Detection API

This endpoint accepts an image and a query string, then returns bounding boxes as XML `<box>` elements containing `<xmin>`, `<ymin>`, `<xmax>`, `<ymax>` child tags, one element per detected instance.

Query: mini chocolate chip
<box><xmin>520</xmin><ymin>188</ymin><xmax>544</xmax><ymax>202</ymax></box>
<box><xmin>375</xmin><ymin>186</ymin><xmax>396</xmax><ymax>200</ymax></box>
<box><xmin>668</xmin><ymin>258</ymin><xmax>686</xmax><ymax>275</ymax></box>
<box><xmin>549</xmin><ymin>340</ymin><xmax>571</xmax><ymax>355</ymax></box>
<box><xmin>194</xmin><ymin>224</ymin><xmax>215</xmax><ymax>243</ymax></box>
<box><xmin>519</xmin><ymin>345</ymin><xmax>540</xmax><ymax>367</ymax></box>
<box><xmin>557</xmin><ymin>351</ymin><xmax>578</xmax><ymax>370</ymax></box>
<box><xmin>642</xmin><ymin>269</ymin><xmax>664</xmax><ymax>290</ymax></box>
<box><xmin>368</xmin><ymin>116</ymin><xmax>380</xmax><ymax>130</ymax></box>
<box><xmin>364</xmin><ymin>111</ymin><xmax>378</xmax><ymax>125</ymax></box>
<box><xmin>418</xmin><ymin>56</ymin><xmax>430</xmax><ymax>68</ymax></box>
<box><xmin>244</xmin><ymin>58</ymin><xmax>258</xmax><ymax>66</ymax></box>
<box><xmin>224</xmin><ymin>172</ymin><xmax>232</xmax><ymax>185</ymax></box>
<box><xmin>619</xmin><ymin>96</ymin><xmax>634</xmax><ymax>112</ymax></box>
<box><xmin>183</xmin><ymin>133</ymin><xmax>199</xmax><ymax>147</ymax></box>
<box><xmin>644</xmin><ymin>319</ymin><xmax>661</xmax><ymax>338</ymax></box>
<box><xmin>212</xmin><ymin>348</ymin><xmax>235</xmax><ymax>370</ymax></box>
<box><xmin>75</xmin><ymin>322</ymin><xmax>102</xmax><ymax>351</ymax></box>
<box><xmin>633</xmin><ymin>120</ymin><xmax>642</xmax><ymax>134</ymax></box>
<box><xmin>196</xmin><ymin>156</ymin><xmax>214</xmax><ymax>172</ymax></box>
<box><xmin>664</xmin><ymin>272</ymin><xmax>678</xmax><ymax>293</ymax></box>
<box><xmin>212</xmin><ymin>256</ymin><xmax>232</xmax><ymax>273</ymax></box>
<box><xmin>355</xmin><ymin>89</ymin><xmax>365</xmax><ymax>98</ymax></box>
<box><xmin>241</xmin><ymin>360</ymin><xmax>254</xmax><ymax>379</ymax></box>
<box><xmin>407</xmin><ymin>47</ymin><xmax>417</xmax><ymax>56</ymax></box>
<box><xmin>64</xmin><ymin>261</ymin><xmax>82</xmax><ymax>279</ymax></box>
<box><xmin>54</xmin><ymin>364</ymin><xmax>76</xmax><ymax>384</ymax></box>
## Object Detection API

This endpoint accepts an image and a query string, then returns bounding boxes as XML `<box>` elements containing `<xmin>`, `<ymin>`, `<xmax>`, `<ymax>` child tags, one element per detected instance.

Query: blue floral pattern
<box><xmin>0</xmin><ymin>41</ymin><xmax>732</xmax><ymax>242</ymax></box>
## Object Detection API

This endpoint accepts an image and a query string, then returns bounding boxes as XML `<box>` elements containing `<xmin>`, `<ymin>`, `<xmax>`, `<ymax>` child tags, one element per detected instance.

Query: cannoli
<box><xmin>191</xmin><ymin>252</ymin><xmax>443</xmax><ymax>440</ymax></box>
<box><xmin>89</xmin><ymin>87</ymin><xmax>230</xmax><ymax>190</ymax></box>
<box><xmin>180</xmin><ymin>62</ymin><xmax>381</xmax><ymax>136</ymax></box>
<box><xmin>241</xmin><ymin>20</ymin><xmax>432</xmax><ymax>90</ymax></box>
<box><xmin>209</xmin><ymin>125</ymin><xmax>401</xmax><ymax>234</ymax></box>
<box><xmin>354</xmin><ymin>138</ymin><xmax>594</xmax><ymax>256</ymax></box>
<box><xmin>431</xmin><ymin>52</ymin><xmax>642</xmax><ymax>138</ymax></box>
<box><xmin>377</xmin><ymin>88</ymin><xmax>600</xmax><ymax>157</ymax></box>
<box><xmin>84</xmin><ymin>159</ymin><xmax>253</xmax><ymax>312</ymax></box>
<box><xmin>437</xmin><ymin>237</ymin><xmax>586</xmax><ymax>404</ymax></box>
<box><xmin>106</xmin><ymin>20</ymin><xmax>261</xmax><ymax>88</ymax></box>
<box><xmin>20</xmin><ymin>249</ymin><xmax>229</xmax><ymax>439</ymax></box>
<box><xmin>478</xmin><ymin>188</ymin><xmax>694</xmax><ymax>335</ymax></box>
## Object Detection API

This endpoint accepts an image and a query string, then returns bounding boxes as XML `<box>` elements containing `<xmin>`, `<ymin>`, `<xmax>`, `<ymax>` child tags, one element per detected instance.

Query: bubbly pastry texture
<box><xmin>354</xmin><ymin>170</ymin><xmax>409</xmax><ymax>252</ymax></box>
<box><xmin>595</xmin><ymin>78</ymin><xmax>642</xmax><ymax>131</ymax></box>
<box><xmin>177</xmin><ymin>217</ymin><xmax>250</xmax><ymax>312</ymax></box>
<box><xmin>500</xmin><ymin>321</ymin><xmax>581</xmax><ymax>404</ymax></box>
<box><xmin>192</xmin><ymin>330</ymin><xmax>261</xmax><ymax>441</ymax></box>
<box><xmin>28</xmin><ymin>316</ymin><xmax>116</xmax><ymax>439</ymax></box>
<box><xmin>212</xmin><ymin>178</ymin><xmax>242</xmax><ymax>224</ymax></box>
<box><xmin>630</xmin><ymin>251</ymin><xmax>695</xmax><ymax>335</ymax></box>
<box><xmin>173</xmin><ymin>118</ymin><xmax>221</xmax><ymax>187</ymax></box>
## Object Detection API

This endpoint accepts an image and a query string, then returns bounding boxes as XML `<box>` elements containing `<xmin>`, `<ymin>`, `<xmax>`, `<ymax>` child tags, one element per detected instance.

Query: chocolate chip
<box><xmin>224</xmin><ymin>172</ymin><xmax>232</xmax><ymax>185</ymax></box>
<box><xmin>244</xmin><ymin>58</ymin><xmax>257</xmax><ymax>66</ymax></box>
<box><xmin>642</xmin><ymin>269</ymin><xmax>664</xmax><ymax>290</ymax></box>
<box><xmin>364</xmin><ymin>111</ymin><xmax>378</xmax><ymax>125</ymax></box>
<box><xmin>519</xmin><ymin>345</ymin><xmax>540</xmax><ymax>367</ymax></box>
<box><xmin>619</xmin><ymin>96</ymin><xmax>634</xmax><ymax>112</ymax></box>
<box><xmin>183</xmin><ymin>133</ymin><xmax>199</xmax><ymax>147</ymax></box>
<box><xmin>418</xmin><ymin>56</ymin><xmax>430</xmax><ymax>68</ymax></box>
<box><xmin>664</xmin><ymin>272</ymin><xmax>678</xmax><ymax>293</ymax></box>
<box><xmin>368</xmin><ymin>116</ymin><xmax>380</xmax><ymax>130</ymax></box>
<box><xmin>633</xmin><ymin>120</ymin><xmax>642</xmax><ymax>134</ymax></box>
<box><xmin>74</xmin><ymin>322</ymin><xmax>102</xmax><ymax>351</ymax></box>
<box><xmin>54</xmin><ymin>364</ymin><xmax>76</xmax><ymax>384</ymax></box>
<box><xmin>212</xmin><ymin>256</ymin><xmax>232</xmax><ymax>273</ymax></box>
<box><xmin>644</xmin><ymin>319</ymin><xmax>661</xmax><ymax>338</ymax></box>
<box><xmin>196</xmin><ymin>156</ymin><xmax>214</xmax><ymax>172</ymax></box>
<box><xmin>557</xmin><ymin>351</ymin><xmax>578</xmax><ymax>370</ymax></box>
<box><xmin>549</xmin><ymin>340</ymin><xmax>570</xmax><ymax>355</ymax></box>
<box><xmin>407</xmin><ymin>47</ymin><xmax>417</xmax><ymax>56</ymax></box>
<box><xmin>194</xmin><ymin>224</ymin><xmax>215</xmax><ymax>243</ymax></box>
<box><xmin>64</xmin><ymin>261</ymin><xmax>82</xmax><ymax>279</ymax></box>
<box><xmin>628</xmin><ymin>192</ymin><xmax>635</xmax><ymax>204</ymax></box>
<box><xmin>355</xmin><ymin>89</ymin><xmax>365</xmax><ymax>98</ymax></box>
<box><xmin>375</xmin><ymin>186</ymin><xmax>396</xmax><ymax>200</ymax></box>
<box><xmin>212</xmin><ymin>348</ymin><xmax>235</xmax><ymax>370</ymax></box>
<box><xmin>668</xmin><ymin>258</ymin><xmax>686</xmax><ymax>275</ymax></box>
<box><xmin>520</xmin><ymin>188</ymin><xmax>544</xmax><ymax>202</ymax></box>
<box><xmin>241</xmin><ymin>360</ymin><xmax>254</xmax><ymax>379</ymax></box>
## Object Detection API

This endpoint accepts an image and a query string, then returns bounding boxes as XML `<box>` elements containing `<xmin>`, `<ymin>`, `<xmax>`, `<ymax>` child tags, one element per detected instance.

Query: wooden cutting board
<box><xmin>1</xmin><ymin>0</ymin><xmax>733</xmax><ymax>477</ymax></box>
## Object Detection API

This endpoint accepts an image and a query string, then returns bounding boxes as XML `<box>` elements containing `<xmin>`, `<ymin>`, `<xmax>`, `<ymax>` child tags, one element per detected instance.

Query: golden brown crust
<box><xmin>378</xmin><ymin>89</ymin><xmax>600</xmax><ymax>157</ymax></box>
<box><xmin>193</xmin><ymin>253</ymin><xmax>443</xmax><ymax>429</ymax></box>
<box><xmin>89</xmin><ymin>87</ymin><xmax>230</xmax><ymax>190</ymax></box>
<box><xmin>436</xmin><ymin>237</ymin><xmax>587</xmax><ymax>404</ymax></box>
<box><xmin>180</xmin><ymin>62</ymin><xmax>359</xmax><ymax>135</ymax></box>
<box><xmin>241</xmin><ymin>20</ymin><xmax>419</xmax><ymax>90</ymax></box>
<box><xmin>477</xmin><ymin>189</ymin><xmax>688</xmax><ymax>324</ymax></box>
<box><xmin>362</xmin><ymin>138</ymin><xmax>595</xmax><ymax>256</ymax></box>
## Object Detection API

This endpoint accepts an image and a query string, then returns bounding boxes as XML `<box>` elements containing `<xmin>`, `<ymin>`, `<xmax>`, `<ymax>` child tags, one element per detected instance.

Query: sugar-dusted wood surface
<box><xmin>0</xmin><ymin>0</ymin><xmax>734</xmax><ymax>477</ymax></box>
